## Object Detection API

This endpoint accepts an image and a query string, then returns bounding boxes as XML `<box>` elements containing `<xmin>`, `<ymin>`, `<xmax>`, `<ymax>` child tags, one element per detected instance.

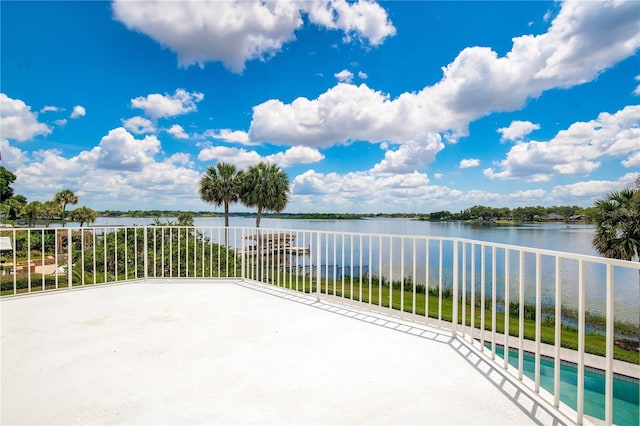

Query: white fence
<box><xmin>1</xmin><ymin>225</ymin><xmax>638</xmax><ymax>425</ymax></box>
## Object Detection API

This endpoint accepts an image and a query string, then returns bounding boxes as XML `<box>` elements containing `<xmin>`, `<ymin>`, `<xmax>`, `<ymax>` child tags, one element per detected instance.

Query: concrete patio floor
<box><xmin>1</xmin><ymin>279</ymin><xmax>573</xmax><ymax>425</ymax></box>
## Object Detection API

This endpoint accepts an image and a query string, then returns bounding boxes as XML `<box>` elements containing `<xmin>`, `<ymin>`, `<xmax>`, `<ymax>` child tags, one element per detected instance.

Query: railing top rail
<box><xmin>3</xmin><ymin>224</ymin><xmax>638</xmax><ymax>270</ymax></box>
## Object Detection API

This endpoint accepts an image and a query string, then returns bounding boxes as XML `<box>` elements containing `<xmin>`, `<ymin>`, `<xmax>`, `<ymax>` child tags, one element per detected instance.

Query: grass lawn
<box><xmin>264</xmin><ymin>269</ymin><xmax>639</xmax><ymax>365</ymax></box>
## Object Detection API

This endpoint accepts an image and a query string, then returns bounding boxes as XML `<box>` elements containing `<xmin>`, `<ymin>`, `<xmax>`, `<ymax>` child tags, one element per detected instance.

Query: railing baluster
<box><xmin>605</xmin><ymin>264</ymin><xmax>614</xmax><ymax>425</ymax></box>
<box><xmin>453</xmin><ymin>240</ymin><xmax>459</xmax><ymax>335</ymax></box>
<box><xmin>461</xmin><ymin>241</ymin><xmax>466</xmax><ymax>337</ymax></box>
<box><xmin>554</xmin><ymin>257</ymin><xmax>561</xmax><ymax>408</ymax></box>
<box><xmin>438</xmin><ymin>239</ymin><xmax>443</xmax><ymax>321</ymax></box>
<box><xmin>470</xmin><ymin>243</ymin><xmax>475</xmax><ymax>345</ymax></box>
<box><xmin>412</xmin><ymin>237</ymin><xmax>417</xmax><ymax>315</ymax></box>
<box><xmin>480</xmin><ymin>244</ymin><xmax>485</xmax><ymax>352</ymax></box>
<box><xmin>535</xmin><ymin>253</ymin><xmax>542</xmax><ymax>393</ymax></box>
<box><xmin>518</xmin><ymin>249</ymin><xmax>524</xmax><ymax>381</ymax></box>
<box><xmin>577</xmin><ymin>259</ymin><xmax>586</xmax><ymax>425</ymax></box>
<box><xmin>400</xmin><ymin>236</ymin><xmax>405</xmax><ymax>313</ymax></box>
<box><xmin>491</xmin><ymin>246</ymin><xmax>496</xmax><ymax>359</ymax></box>
<box><xmin>504</xmin><ymin>249</ymin><xmax>510</xmax><ymax>370</ymax></box>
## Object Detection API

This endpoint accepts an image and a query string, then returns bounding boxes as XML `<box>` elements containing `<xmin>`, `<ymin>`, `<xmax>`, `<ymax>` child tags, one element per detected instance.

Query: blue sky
<box><xmin>1</xmin><ymin>0</ymin><xmax>639</xmax><ymax>214</ymax></box>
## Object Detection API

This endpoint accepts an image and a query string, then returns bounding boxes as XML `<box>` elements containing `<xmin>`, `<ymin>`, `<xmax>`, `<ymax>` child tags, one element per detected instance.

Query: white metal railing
<box><xmin>1</xmin><ymin>225</ymin><xmax>638</xmax><ymax>425</ymax></box>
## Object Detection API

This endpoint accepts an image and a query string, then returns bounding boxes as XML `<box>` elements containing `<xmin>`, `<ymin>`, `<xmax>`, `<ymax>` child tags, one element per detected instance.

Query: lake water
<box><xmin>91</xmin><ymin>217</ymin><xmax>639</xmax><ymax>324</ymax></box>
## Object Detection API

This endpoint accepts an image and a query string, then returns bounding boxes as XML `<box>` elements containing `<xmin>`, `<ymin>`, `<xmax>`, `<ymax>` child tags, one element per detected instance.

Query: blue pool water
<box><xmin>490</xmin><ymin>345</ymin><xmax>639</xmax><ymax>425</ymax></box>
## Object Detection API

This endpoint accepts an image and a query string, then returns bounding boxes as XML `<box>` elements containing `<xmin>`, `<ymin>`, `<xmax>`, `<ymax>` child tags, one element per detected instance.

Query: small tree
<box><xmin>21</xmin><ymin>201</ymin><xmax>43</xmax><ymax>227</ymax></box>
<box><xmin>68</xmin><ymin>206</ymin><xmax>97</xmax><ymax>227</ymax></box>
<box><xmin>54</xmin><ymin>189</ymin><xmax>78</xmax><ymax>227</ymax></box>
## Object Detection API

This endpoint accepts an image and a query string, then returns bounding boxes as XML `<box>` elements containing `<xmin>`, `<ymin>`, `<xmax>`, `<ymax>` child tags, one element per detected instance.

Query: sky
<box><xmin>1</xmin><ymin>0</ymin><xmax>639</xmax><ymax>214</ymax></box>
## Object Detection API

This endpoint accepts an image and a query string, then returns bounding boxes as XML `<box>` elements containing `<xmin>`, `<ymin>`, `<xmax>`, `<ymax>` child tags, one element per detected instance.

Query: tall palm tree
<box><xmin>592</xmin><ymin>187</ymin><xmax>640</xmax><ymax>262</ymax></box>
<box><xmin>41</xmin><ymin>200</ymin><xmax>61</xmax><ymax>227</ymax></box>
<box><xmin>54</xmin><ymin>189</ymin><xmax>78</xmax><ymax>227</ymax></box>
<box><xmin>199</xmin><ymin>163</ymin><xmax>241</xmax><ymax>228</ymax></box>
<box><xmin>199</xmin><ymin>163</ymin><xmax>242</xmax><ymax>248</ymax></box>
<box><xmin>239</xmin><ymin>162</ymin><xmax>289</xmax><ymax>228</ymax></box>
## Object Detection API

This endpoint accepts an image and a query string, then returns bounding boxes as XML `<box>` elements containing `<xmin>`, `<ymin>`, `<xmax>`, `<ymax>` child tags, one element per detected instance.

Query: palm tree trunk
<box><xmin>224</xmin><ymin>202</ymin><xmax>229</xmax><ymax>247</ymax></box>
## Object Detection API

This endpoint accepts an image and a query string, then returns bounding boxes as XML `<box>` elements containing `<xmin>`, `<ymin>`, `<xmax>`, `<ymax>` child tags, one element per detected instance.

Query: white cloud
<box><xmin>113</xmin><ymin>0</ymin><xmax>395</xmax><ymax>73</ymax></box>
<box><xmin>497</xmin><ymin>120</ymin><xmax>540</xmax><ymax>142</ymax></box>
<box><xmin>634</xmin><ymin>75</ymin><xmax>640</xmax><ymax>96</ymax></box>
<box><xmin>550</xmin><ymin>173</ymin><xmax>639</xmax><ymax>199</ymax></box>
<box><xmin>205</xmin><ymin>129</ymin><xmax>252</xmax><ymax>145</ymax></box>
<box><xmin>247</xmin><ymin>0</ymin><xmax>640</xmax><ymax>172</ymax></box>
<box><xmin>265</xmin><ymin>146</ymin><xmax>324</xmax><ymax>168</ymax></box>
<box><xmin>40</xmin><ymin>105</ymin><xmax>61</xmax><ymax>113</ymax></box>
<box><xmin>622</xmin><ymin>150</ymin><xmax>640</xmax><ymax>168</ymax></box>
<box><xmin>459</xmin><ymin>158</ymin><xmax>480</xmax><ymax>169</ymax></box>
<box><xmin>167</xmin><ymin>124</ymin><xmax>189</xmax><ymax>139</ymax></box>
<box><xmin>70</xmin><ymin>105</ymin><xmax>86</xmax><ymax>119</ymax></box>
<box><xmin>485</xmin><ymin>105</ymin><xmax>640</xmax><ymax>182</ymax></box>
<box><xmin>131</xmin><ymin>89</ymin><xmax>204</xmax><ymax>119</ymax></box>
<box><xmin>96</xmin><ymin>127</ymin><xmax>160</xmax><ymax>171</ymax></box>
<box><xmin>335</xmin><ymin>69</ymin><xmax>354</xmax><ymax>83</ymax></box>
<box><xmin>122</xmin><ymin>116</ymin><xmax>156</xmax><ymax>134</ymax></box>
<box><xmin>372</xmin><ymin>137</ymin><xmax>444</xmax><ymax>174</ymax></box>
<box><xmin>0</xmin><ymin>94</ymin><xmax>52</xmax><ymax>142</ymax></box>
<box><xmin>197</xmin><ymin>146</ymin><xmax>262</xmax><ymax>169</ymax></box>
<box><xmin>54</xmin><ymin>119</ymin><xmax>68</xmax><ymax>127</ymax></box>
<box><xmin>358</xmin><ymin>71</ymin><xmax>368</xmax><ymax>79</ymax></box>
<box><xmin>433</xmin><ymin>173</ymin><xmax>443</xmax><ymax>180</ymax></box>
<box><xmin>509</xmin><ymin>189</ymin><xmax>546</xmax><ymax>200</ymax></box>
<box><xmin>12</xmin><ymin>131</ymin><xmax>201</xmax><ymax>210</ymax></box>
<box><xmin>197</xmin><ymin>145</ymin><xmax>323</xmax><ymax>169</ymax></box>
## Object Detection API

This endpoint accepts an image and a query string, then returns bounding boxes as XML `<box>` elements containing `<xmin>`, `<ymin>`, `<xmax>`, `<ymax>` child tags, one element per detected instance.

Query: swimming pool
<box><xmin>491</xmin><ymin>346</ymin><xmax>638</xmax><ymax>425</ymax></box>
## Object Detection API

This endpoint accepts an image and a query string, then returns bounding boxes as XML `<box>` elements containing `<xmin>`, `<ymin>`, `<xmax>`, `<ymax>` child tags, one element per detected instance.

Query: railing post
<box><xmin>143</xmin><ymin>226</ymin><xmax>148</xmax><ymax>280</ymax></box>
<box><xmin>316</xmin><ymin>231</ymin><xmax>322</xmax><ymax>298</ymax></box>
<box><xmin>67</xmin><ymin>228</ymin><xmax>72</xmax><ymax>289</ymax></box>
<box><xmin>452</xmin><ymin>239</ymin><xmax>459</xmax><ymax>335</ymax></box>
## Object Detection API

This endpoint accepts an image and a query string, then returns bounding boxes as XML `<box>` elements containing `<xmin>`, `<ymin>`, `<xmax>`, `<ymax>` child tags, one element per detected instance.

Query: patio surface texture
<box><xmin>1</xmin><ymin>279</ymin><xmax>575</xmax><ymax>425</ymax></box>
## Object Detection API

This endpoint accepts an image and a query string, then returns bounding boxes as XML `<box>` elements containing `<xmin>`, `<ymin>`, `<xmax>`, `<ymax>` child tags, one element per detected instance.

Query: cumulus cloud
<box><xmin>247</xmin><ymin>0</ymin><xmax>640</xmax><ymax>172</ymax></box>
<box><xmin>70</xmin><ymin>105</ymin><xmax>86</xmax><ymax>119</ymax></box>
<box><xmin>484</xmin><ymin>105</ymin><xmax>640</xmax><ymax>182</ymax></box>
<box><xmin>0</xmin><ymin>94</ymin><xmax>52</xmax><ymax>142</ymax></box>
<box><xmin>459</xmin><ymin>158</ymin><xmax>480</xmax><ymax>169</ymax></box>
<box><xmin>40</xmin><ymin>105</ymin><xmax>62</xmax><ymax>113</ymax></box>
<box><xmin>197</xmin><ymin>146</ymin><xmax>262</xmax><ymax>169</ymax></box>
<box><xmin>634</xmin><ymin>75</ymin><xmax>640</xmax><ymax>96</ymax></box>
<box><xmin>197</xmin><ymin>144</ymin><xmax>323</xmax><ymax>169</ymax></box>
<box><xmin>358</xmin><ymin>71</ymin><xmax>368</xmax><ymax>79</ymax></box>
<box><xmin>335</xmin><ymin>69</ymin><xmax>354</xmax><ymax>83</ymax></box>
<box><xmin>205</xmin><ymin>129</ymin><xmax>251</xmax><ymax>145</ymax></box>
<box><xmin>265</xmin><ymin>146</ymin><xmax>325</xmax><ymax>167</ymax></box>
<box><xmin>167</xmin><ymin>124</ymin><xmax>189</xmax><ymax>139</ymax></box>
<box><xmin>122</xmin><ymin>116</ymin><xmax>156</xmax><ymax>134</ymax></box>
<box><xmin>550</xmin><ymin>172</ymin><xmax>639</xmax><ymax>199</ymax></box>
<box><xmin>96</xmin><ymin>127</ymin><xmax>160</xmax><ymax>171</ymax></box>
<box><xmin>113</xmin><ymin>0</ymin><xmax>395</xmax><ymax>73</ymax></box>
<box><xmin>372</xmin><ymin>137</ymin><xmax>444</xmax><ymax>174</ymax></box>
<box><xmin>131</xmin><ymin>89</ymin><xmax>204</xmax><ymax>119</ymax></box>
<box><xmin>498</xmin><ymin>120</ymin><xmax>540</xmax><ymax>142</ymax></box>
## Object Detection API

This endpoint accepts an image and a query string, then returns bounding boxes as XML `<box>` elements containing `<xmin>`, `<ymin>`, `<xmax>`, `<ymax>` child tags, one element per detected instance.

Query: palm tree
<box><xmin>68</xmin><ymin>206</ymin><xmax>97</xmax><ymax>227</ymax></box>
<box><xmin>592</xmin><ymin>187</ymin><xmax>639</xmax><ymax>262</ymax></box>
<box><xmin>41</xmin><ymin>200</ymin><xmax>62</xmax><ymax>227</ymax></box>
<box><xmin>21</xmin><ymin>201</ymin><xmax>42</xmax><ymax>227</ymax></box>
<box><xmin>199</xmin><ymin>163</ymin><xmax>241</xmax><ymax>245</ymax></box>
<box><xmin>239</xmin><ymin>162</ymin><xmax>289</xmax><ymax>228</ymax></box>
<box><xmin>54</xmin><ymin>189</ymin><xmax>78</xmax><ymax>227</ymax></box>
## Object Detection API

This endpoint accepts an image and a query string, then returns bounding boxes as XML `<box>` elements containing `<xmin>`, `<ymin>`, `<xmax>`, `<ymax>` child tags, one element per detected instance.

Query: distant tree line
<box><xmin>0</xmin><ymin>166</ymin><xmax>97</xmax><ymax>227</ymax></box>
<box><xmin>422</xmin><ymin>205</ymin><xmax>595</xmax><ymax>223</ymax></box>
